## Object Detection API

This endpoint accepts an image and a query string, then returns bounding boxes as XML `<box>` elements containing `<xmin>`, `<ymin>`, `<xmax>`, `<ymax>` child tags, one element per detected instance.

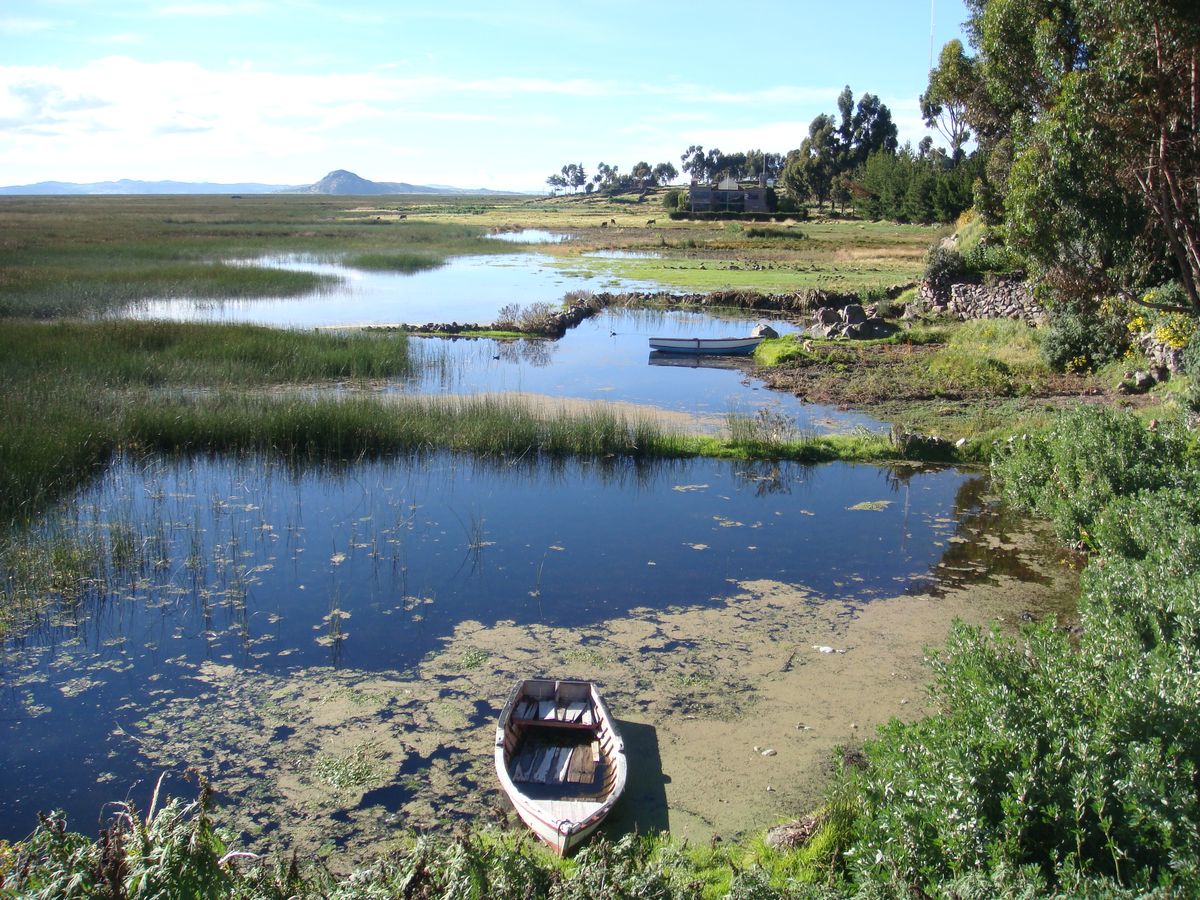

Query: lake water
<box><xmin>0</xmin><ymin>451</ymin><xmax>1073</xmax><ymax>851</ymax></box>
<box><xmin>128</xmin><ymin>252</ymin><xmax>660</xmax><ymax>329</ymax></box>
<box><xmin>5</xmin><ymin>247</ymin><xmax>1077</xmax><ymax>855</ymax></box>
<box><xmin>126</xmin><ymin>253</ymin><xmax>878</xmax><ymax>432</ymax></box>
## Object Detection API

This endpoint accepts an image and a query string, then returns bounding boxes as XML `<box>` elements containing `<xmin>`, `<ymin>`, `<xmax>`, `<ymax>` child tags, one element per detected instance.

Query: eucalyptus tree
<box><xmin>955</xmin><ymin>0</ymin><xmax>1200</xmax><ymax>313</ymax></box>
<box><xmin>920</xmin><ymin>38</ymin><xmax>976</xmax><ymax>161</ymax></box>
<box><xmin>652</xmin><ymin>161</ymin><xmax>678</xmax><ymax>185</ymax></box>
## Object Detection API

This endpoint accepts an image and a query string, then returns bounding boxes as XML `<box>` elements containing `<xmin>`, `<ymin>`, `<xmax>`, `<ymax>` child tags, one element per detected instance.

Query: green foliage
<box><xmin>961</xmin><ymin>240</ymin><xmax>1023</xmax><ymax>277</ymax></box>
<box><xmin>849</xmin><ymin>405</ymin><xmax>1200</xmax><ymax>893</ymax></box>
<box><xmin>1039</xmin><ymin>300</ymin><xmax>1130</xmax><ymax>372</ymax></box>
<box><xmin>958</xmin><ymin>0</ymin><xmax>1200</xmax><ymax>315</ymax></box>
<box><xmin>925</xmin><ymin>319</ymin><xmax>1047</xmax><ymax>396</ymax></box>
<box><xmin>857</xmin><ymin>149</ymin><xmax>977</xmax><ymax>224</ymax></box>
<box><xmin>991</xmin><ymin>405</ymin><xmax>1192</xmax><ymax>544</ymax></box>
<box><xmin>2</xmin><ymin>782</ymin><xmax>231</xmax><ymax>899</ymax></box>
<box><xmin>922</xmin><ymin>245</ymin><xmax>967</xmax><ymax>291</ymax></box>
<box><xmin>662</xmin><ymin>188</ymin><xmax>687</xmax><ymax>211</ymax></box>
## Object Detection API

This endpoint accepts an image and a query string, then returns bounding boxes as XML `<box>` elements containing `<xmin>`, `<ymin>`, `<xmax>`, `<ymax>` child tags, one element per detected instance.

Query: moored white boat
<box><xmin>647</xmin><ymin>335</ymin><xmax>763</xmax><ymax>355</ymax></box>
<box><xmin>495</xmin><ymin>678</ymin><xmax>627</xmax><ymax>855</ymax></box>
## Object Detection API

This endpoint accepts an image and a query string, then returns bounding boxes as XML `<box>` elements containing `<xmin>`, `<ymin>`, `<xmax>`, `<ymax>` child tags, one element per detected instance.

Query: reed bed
<box><xmin>0</xmin><ymin>196</ymin><xmax>513</xmax><ymax>318</ymax></box>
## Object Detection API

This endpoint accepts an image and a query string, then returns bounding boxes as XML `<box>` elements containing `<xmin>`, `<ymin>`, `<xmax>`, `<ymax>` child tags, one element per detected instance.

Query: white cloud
<box><xmin>0</xmin><ymin>17</ymin><xmax>57</xmax><ymax>34</ymax></box>
<box><xmin>0</xmin><ymin>54</ymin><xmax>914</xmax><ymax>188</ymax></box>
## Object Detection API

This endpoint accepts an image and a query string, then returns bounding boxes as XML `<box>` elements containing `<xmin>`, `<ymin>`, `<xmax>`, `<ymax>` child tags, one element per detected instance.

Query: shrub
<box><xmin>850</xmin><ymin>604</ymin><xmax>1200</xmax><ymax>892</ymax></box>
<box><xmin>990</xmin><ymin>405</ymin><xmax>1192</xmax><ymax>544</ymax></box>
<box><xmin>922</xmin><ymin>245</ymin><xmax>967</xmax><ymax>292</ymax></box>
<box><xmin>662</xmin><ymin>188</ymin><xmax>686</xmax><ymax>211</ymax></box>
<box><xmin>961</xmin><ymin>240</ymin><xmax>1023</xmax><ymax>277</ymax></box>
<box><xmin>493</xmin><ymin>301</ymin><xmax>560</xmax><ymax>334</ymax></box>
<box><xmin>1039</xmin><ymin>300</ymin><xmax>1130</xmax><ymax>372</ymax></box>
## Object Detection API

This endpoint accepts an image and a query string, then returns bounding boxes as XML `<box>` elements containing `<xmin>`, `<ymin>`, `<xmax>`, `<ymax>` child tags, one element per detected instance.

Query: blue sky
<box><xmin>1</xmin><ymin>1</ymin><xmax>970</xmax><ymax>190</ymax></box>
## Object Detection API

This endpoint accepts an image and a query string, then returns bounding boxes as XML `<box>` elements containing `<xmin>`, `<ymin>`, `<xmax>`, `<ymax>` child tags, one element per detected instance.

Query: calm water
<box><xmin>127</xmin><ymin>252</ymin><xmax>661</xmax><ymax>328</ymax></box>
<box><xmin>399</xmin><ymin>308</ymin><xmax>876</xmax><ymax>432</ymax></box>
<box><xmin>485</xmin><ymin>229</ymin><xmax>575</xmax><ymax>244</ymax></box>
<box><xmin>0</xmin><ymin>452</ymin><xmax>1053</xmax><ymax>839</ymax></box>
<box><xmin>125</xmin><ymin>252</ymin><xmax>877</xmax><ymax>432</ymax></box>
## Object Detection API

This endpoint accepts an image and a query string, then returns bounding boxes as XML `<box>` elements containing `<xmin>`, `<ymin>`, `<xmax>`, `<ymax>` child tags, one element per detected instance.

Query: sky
<box><xmin>0</xmin><ymin>1</ymin><xmax>971</xmax><ymax>191</ymax></box>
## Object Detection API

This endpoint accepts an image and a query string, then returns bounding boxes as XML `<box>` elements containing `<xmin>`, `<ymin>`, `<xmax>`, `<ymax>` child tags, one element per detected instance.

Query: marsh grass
<box><xmin>0</xmin><ymin>321</ymin><xmax>413</xmax><ymax>524</ymax></box>
<box><xmin>926</xmin><ymin>319</ymin><xmax>1048</xmax><ymax>396</ymax></box>
<box><xmin>2</xmin><ymin>803</ymin><xmax>855</xmax><ymax>899</ymax></box>
<box><xmin>0</xmin><ymin>196</ymin><xmax>513</xmax><ymax>318</ymax></box>
<box><xmin>343</xmin><ymin>251</ymin><xmax>444</xmax><ymax>273</ymax></box>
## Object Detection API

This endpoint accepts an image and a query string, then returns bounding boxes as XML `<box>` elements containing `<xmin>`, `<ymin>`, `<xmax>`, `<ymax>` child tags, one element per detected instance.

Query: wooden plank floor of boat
<box><xmin>511</xmin><ymin>737</ymin><xmax>605</xmax><ymax>800</ymax></box>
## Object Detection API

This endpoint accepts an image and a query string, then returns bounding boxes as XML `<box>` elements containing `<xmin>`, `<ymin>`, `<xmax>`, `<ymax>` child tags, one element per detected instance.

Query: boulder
<box><xmin>752</xmin><ymin>323</ymin><xmax>779</xmax><ymax>339</ymax></box>
<box><xmin>814</xmin><ymin>307</ymin><xmax>840</xmax><ymax>327</ymax></box>
<box><xmin>841</xmin><ymin>304</ymin><xmax>867</xmax><ymax>325</ymax></box>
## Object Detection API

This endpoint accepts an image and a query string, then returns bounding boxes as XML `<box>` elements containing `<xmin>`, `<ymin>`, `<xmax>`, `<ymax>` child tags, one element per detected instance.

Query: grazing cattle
<box><xmin>610</xmin><ymin>218</ymin><xmax>616</xmax><ymax>225</ymax></box>
<box><xmin>600</xmin><ymin>221</ymin><xmax>607</xmax><ymax>228</ymax></box>
<box><xmin>645</xmin><ymin>219</ymin><xmax>656</xmax><ymax>226</ymax></box>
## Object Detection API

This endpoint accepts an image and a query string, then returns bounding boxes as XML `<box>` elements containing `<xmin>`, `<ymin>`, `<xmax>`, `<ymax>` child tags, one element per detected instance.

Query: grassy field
<box><xmin>0</xmin><ymin>194</ymin><xmax>518</xmax><ymax>317</ymax></box>
<box><xmin>0</xmin><ymin>193</ymin><xmax>942</xmax><ymax>318</ymax></box>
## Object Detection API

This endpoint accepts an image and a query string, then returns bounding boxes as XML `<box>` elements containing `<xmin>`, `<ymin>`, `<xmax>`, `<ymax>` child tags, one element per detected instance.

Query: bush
<box><xmin>990</xmin><ymin>405</ymin><xmax>1192</xmax><ymax>544</ymax></box>
<box><xmin>922</xmin><ymin>245</ymin><xmax>967</xmax><ymax>292</ymax></box>
<box><xmin>1039</xmin><ymin>301</ymin><xmax>1130</xmax><ymax>372</ymax></box>
<box><xmin>493</xmin><ymin>301</ymin><xmax>560</xmax><ymax>334</ymax></box>
<box><xmin>851</xmin><ymin>420</ymin><xmax>1200</xmax><ymax>893</ymax></box>
<box><xmin>961</xmin><ymin>240</ymin><xmax>1023</xmax><ymax>277</ymax></box>
<box><xmin>662</xmin><ymin>188</ymin><xmax>686</xmax><ymax>211</ymax></box>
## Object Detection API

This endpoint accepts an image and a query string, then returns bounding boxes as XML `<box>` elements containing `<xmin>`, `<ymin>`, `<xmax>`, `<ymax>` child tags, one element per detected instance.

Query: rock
<box><xmin>761</xmin><ymin>748</ymin><xmax>777</xmax><ymax>757</ymax></box>
<box><xmin>841</xmin><ymin>304</ymin><xmax>867</xmax><ymax>325</ymax></box>
<box><xmin>813</xmin><ymin>307</ymin><xmax>840</xmax><ymax>326</ymax></box>
<box><xmin>752</xmin><ymin>323</ymin><xmax>779</xmax><ymax>339</ymax></box>
<box><xmin>1150</xmin><ymin>365</ymin><xmax>1169</xmax><ymax>383</ymax></box>
<box><xmin>902</xmin><ymin>303</ymin><xmax>919</xmax><ymax>320</ymax></box>
<box><xmin>1132</xmin><ymin>370</ymin><xmax>1155</xmax><ymax>391</ymax></box>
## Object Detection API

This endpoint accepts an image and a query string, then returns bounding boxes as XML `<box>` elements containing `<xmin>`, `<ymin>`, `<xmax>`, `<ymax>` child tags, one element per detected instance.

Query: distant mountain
<box><xmin>289</xmin><ymin>169</ymin><xmax>505</xmax><ymax>195</ymax></box>
<box><xmin>0</xmin><ymin>179</ymin><xmax>295</xmax><ymax>196</ymax></box>
<box><xmin>0</xmin><ymin>170</ymin><xmax>513</xmax><ymax>196</ymax></box>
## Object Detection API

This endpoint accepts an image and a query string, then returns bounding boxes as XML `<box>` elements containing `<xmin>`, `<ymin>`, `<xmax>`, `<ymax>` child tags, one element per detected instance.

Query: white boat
<box><xmin>647</xmin><ymin>335</ymin><xmax>763</xmax><ymax>355</ymax></box>
<box><xmin>495</xmin><ymin>678</ymin><xmax>627</xmax><ymax>855</ymax></box>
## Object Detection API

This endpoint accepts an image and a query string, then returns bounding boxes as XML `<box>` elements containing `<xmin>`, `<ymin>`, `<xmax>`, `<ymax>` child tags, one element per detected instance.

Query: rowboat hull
<box><xmin>647</xmin><ymin>336</ymin><xmax>763</xmax><ymax>355</ymax></box>
<box><xmin>495</xmin><ymin>678</ymin><xmax>626</xmax><ymax>855</ymax></box>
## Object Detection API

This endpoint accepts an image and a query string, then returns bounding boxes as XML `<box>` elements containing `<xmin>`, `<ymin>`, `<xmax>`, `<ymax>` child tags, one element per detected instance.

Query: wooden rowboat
<box><xmin>647</xmin><ymin>335</ymin><xmax>763</xmax><ymax>355</ymax></box>
<box><xmin>495</xmin><ymin>678</ymin><xmax>627</xmax><ymax>855</ymax></box>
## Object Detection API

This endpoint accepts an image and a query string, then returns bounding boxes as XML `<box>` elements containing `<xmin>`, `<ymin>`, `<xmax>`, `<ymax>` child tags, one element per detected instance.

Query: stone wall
<box><xmin>918</xmin><ymin>278</ymin><xmax>1044</xmax><ymax>323</ymax></box>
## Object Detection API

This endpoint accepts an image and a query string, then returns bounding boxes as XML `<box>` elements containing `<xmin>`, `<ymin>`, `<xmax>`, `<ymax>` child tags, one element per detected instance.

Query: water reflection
<box><xmin>394</xmin><ymin>309</ymin><xmax>876</xmax><ymax>433</ymax></box>
<box><xmin>485</xmin><ymin>229</ymin><xmax>575</xmax><ymax>244</ymax></box>
<box><xmin>0</xmin><ymin>450</ymin><xmax>1076</xmax><ymax>842</ymax></box>
<box><xmin>125</xmin><ymin>252</ymin><xmax>660</xmax><ymax>328</ymax></box>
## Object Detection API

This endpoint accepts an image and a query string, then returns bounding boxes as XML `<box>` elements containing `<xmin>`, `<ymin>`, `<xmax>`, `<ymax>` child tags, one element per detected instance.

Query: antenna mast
<box><xmin>929</xmin><ymin>0</ymin><xmax>936</xmax><ymax>69</ymax></box>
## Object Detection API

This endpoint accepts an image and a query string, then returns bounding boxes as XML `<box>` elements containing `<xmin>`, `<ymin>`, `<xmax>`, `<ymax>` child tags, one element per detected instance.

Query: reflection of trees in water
<box><xmin>495</xmin><ymin>338</ymin><xmax>554</xmax><ymax>367</ymax></box>
<box><xmin>915</xmin><ymin>472</ymin><xmax>1070</xmax><ymax>606</ymax></box>
<box><xmin>735</xmin><ymin>460</ymin><xmax>815</xmax><ymax>497</ymax></box>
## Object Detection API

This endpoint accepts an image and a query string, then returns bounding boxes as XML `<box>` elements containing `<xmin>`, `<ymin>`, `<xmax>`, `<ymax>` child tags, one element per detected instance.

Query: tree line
<box><xmin>545</xmin><ymin>85</ymin><xmax>979</xmax><ymax>225</ymax></box>
<box><xmin>545</xmin><ymin>160</ymin><xmax>678</xmax><ymax>195</ymax></box>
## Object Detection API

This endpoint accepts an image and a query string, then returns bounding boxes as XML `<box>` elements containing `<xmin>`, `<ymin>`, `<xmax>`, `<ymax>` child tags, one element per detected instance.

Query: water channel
<box><xmin>125</xmin><ymin>246</ymin><xmax>878</xmax><ymax>433</ymax></box>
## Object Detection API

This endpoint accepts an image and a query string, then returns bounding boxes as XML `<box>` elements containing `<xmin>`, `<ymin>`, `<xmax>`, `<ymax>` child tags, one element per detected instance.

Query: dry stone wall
<box><xmin>918</xmin><ymin>278</ymin><xmax>1044</xmax><ymax>323</ymax></box>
